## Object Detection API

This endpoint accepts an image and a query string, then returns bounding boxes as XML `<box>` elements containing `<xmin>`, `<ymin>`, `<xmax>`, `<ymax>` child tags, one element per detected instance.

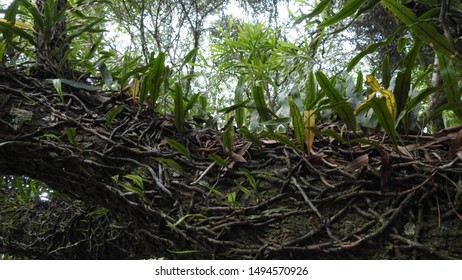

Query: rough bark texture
<box><xmin>1</xmin><ymin>68</ymin><xmax>462</xmax><ymax>259</ymax></box>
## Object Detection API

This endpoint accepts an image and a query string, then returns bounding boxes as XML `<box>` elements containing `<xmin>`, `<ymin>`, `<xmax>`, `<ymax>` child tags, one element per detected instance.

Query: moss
<box><xmin>9</xmin><ymin>108</ymin><xmax>33</xmax><ymax>129</ymax></box>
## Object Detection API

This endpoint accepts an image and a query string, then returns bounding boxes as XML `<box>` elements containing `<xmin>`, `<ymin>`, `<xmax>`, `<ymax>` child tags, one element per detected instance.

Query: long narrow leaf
<box><xmin>347</xmin><ymin>27</ymin><xmax>404</xmax><ymax>71</ymax></box>
<box><xmin>182</xmin><ymin>48</ymin><xmax>199</xmax><ymax>66</ymax></box>
<box><xmin>52</xmin><ymin>79</ymin><xmax>64</xmax><ymax>103</ymax></box>
<box><xmin>438</xmin><ymin>53</ymin><xmax>462</xmax><ymax>120</ymax></box>
<box><xmin>318</xmin><ymin>0</ymin><xmax>367</xmax><ymax>28</ymax></box>
<box><xmin>149</xmin><ymin>52</ymin><xmax>167</xmax><ymax>105</ymax></box>
<box><xmin>294</xmin><ymin>0</ymin><xmax>330</xmax><ymax>24</ymax></box>
<box><xmin>304</xmin><ymin>110</ymin><xmax>316</xmax><ymax>155</ymax></box>
<box><xmin>165</xmin><ymin>137</ymin><xmax>191</xmax><ymax>160</ymax></box>
<box><xmin>394</xmin><ymin>39</ymin><xmax>422</xmax><ymax>113</ymax></box>
<box><xmin>251</xmin><ymin>84</ymin><xmax>273</xmax><ymax>126</ymax></box>
<box><xmin>173</xmin><ymin>83</ymin><xmax>185</xmax><ymax>134</ymax></box>
<box><xmin>305</xmin><ymin>71</ymin><xmax>317</xmax><ymax>109</ymax></box>
<box><xmin>289</xmin><ymin>96</ymin><xmax>304</xmax><ymax>152</ymax></box>
<box><xmin>381</xmin><ymin>55</ymin><xmax>391</xmax><ymax>89</ymax></box>
<box><xmin>381</xmin><ymin>0</ymin><xmax>462</xmax><ymax>63</ymax></box>
<box><xmin>315</xmin><ymin>71</ymin><xmax>356</xmax><ymax>129</ymax></box>
<box><xmin>366</xmin><ymin>75</ymin><xmax>397</xmax><ymax>119</ymax></box>
<box><xmin>234</xmin><ymin>75</ymin><xmax>246</xmax><ymax>128</ymax></box>
<box><xmin>370</xmin><ymin>97</ymin><xmax>399</xmax><ymax>148</ymax></box>
<box><xmin>223</xmin><ymin>114</ymin><xmax>235</xmax><ymax>153</ymax></box>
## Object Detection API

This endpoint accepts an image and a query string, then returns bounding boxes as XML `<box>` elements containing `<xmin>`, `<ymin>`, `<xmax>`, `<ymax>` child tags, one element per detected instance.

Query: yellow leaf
<box><xmin>0</xmin><ymin>19</ymin><xmax>34</xmax><ymax>31</ymax></box>
<box><xmin>366</xmin><ymin>74</ymin><xmax>397</xmax><ymax>119</ymax></box>
<box><xmin>354</xmin><ymin>92</ymin><xmax>376</xmax><ymax>115</ymax></box>
<box><xmin>303</xmin><ymin>109</ymin><xmax>315</xmax><ymax>155</ymax></box>
<box><xmin>132</xmin><ymin>78</ymin><xmax>140</xmax><ymax>104</ymax></box>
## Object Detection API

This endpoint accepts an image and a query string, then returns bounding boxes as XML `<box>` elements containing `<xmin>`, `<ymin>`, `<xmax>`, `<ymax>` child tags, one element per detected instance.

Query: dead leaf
<box><xmin>344</xmin><ymin>154</ymin><xmax>369</xmax><ymax>172</ymax></box>
<box><xmin>230</xmin><ymin>152</ymin><xmax>247</xmax><ymax>163</ymax></box>
<box><xmin>448</xmin><ymin>127</ymin><xmax>462</xmax><ymax>158</ymax></box>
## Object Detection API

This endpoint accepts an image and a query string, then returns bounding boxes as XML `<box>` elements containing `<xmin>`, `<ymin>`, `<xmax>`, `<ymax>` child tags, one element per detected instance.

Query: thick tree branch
<box><xmin>1</xmin><ymin>69</ymin><xmax>462</xmax><ymax>259</ymax></box>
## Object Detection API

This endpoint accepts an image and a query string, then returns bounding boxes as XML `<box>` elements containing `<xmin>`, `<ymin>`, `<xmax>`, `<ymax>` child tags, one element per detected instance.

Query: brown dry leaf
<box><xmin>230</xmin><ymin>152</ymin><xmax>247</xmax><ymax>163</ymax></box>
<box><xmin>448</xmin><ymin>127</ymin><xmax>462</xmax><ymax>158</ymax></box>
<box><xmin>344</xmin><ymin>154</ymin><xmax>369</xmax><ymax>172</ymax></box>
<box><xmin>320</xmin><ymin>174</ymin><xmax>335</xmax><ymax>188</ymax></box>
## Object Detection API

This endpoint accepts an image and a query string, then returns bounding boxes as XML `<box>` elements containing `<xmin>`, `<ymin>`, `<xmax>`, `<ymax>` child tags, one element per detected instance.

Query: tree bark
<box><xmin>32</xmin><ymin>0</ymin><xmax>71</xmax><ymax>78</ymax></box>
<box><xmin>1</xmin><ymin>69</ymin><xmax>462</xmax><ymax>259</ymax></box>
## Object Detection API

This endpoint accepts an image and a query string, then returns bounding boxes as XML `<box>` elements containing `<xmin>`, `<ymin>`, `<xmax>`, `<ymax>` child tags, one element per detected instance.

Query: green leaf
<box><xmin>294</xmin><ymin>0</ymin><xmax>330</xmax><ymax>24</ymax></box>
<box><xmin>124</xmin><ymin>174</ymin><xmax>144</xmax><ymax>189</ymax></box>
<box><xmin>148</xmin><ymin>52</ymin><xmax>167</xmax><ymax>105</ymax></box>
<box><xmin>315</xmin><ymin>128</ymin><xmax>348</xmax><ymax>145</ymax></box>
<box><xmin>105</xmin><ymin>105</ymin><xmax>125</xmax><ymax>126</ymax></box>
<box><xmin>119</xmin><ymin>183</ymin><xmax>144</xmax><ymax>198</ymax></box>
<box><xmin>0</xmin><ymin>21</ymin><xmax>36</xmax><ymax>46</ymax></box>
<box><xmin>318</xmin><ymin>0</ymin><xmax>367</xmax><ymax>28</ymax></box>
<box><xmin>86</xmin><ymin>208</ymin><xmax>109</xmax><ymax>217</ymax></box>
<box><xmin>5</xmin><ymin>0</ymin><xmax>20</xmax><ymax>22</ymax></box>
<box><xmin>305</xmin><ymin>71</ymin><xmax>317</xmax><ymax>109</ymax></box>
<box><xmin>262</xmin><ymin>131</ymin><xmax>298</xmax><ymax>151</ymax></box>
<box><xmin>238</xmin><ymin>127</ymin><xmax>262</xmax><ymax>147</ymax></box>
<box><xmin>173</xmin><ymin>83</ymin><xmax>185</xmax><ymax>134</ymax></box>
<box><xmin>238</xmin><ymin>168</ymin><xmax>257</xmax><ymax>189</ymax></box>
<box><xmin>52</xmin><ymin>79</ymin><xmax>64</xmax><ymax>103</ymax></box>
<box><xmin>370</xmin><ymin>97</ymin><xmax>399</xmax><ymax>148</ymax></box>
<box><xmin>112</xmin><ymin>175</ymin><xmax>119</xmax><ymax>183</ymax></box>
<box><xmin>65</xmin><ymin>127</ymin><xmax>77</xmax><ymax>145</ymax></box>
<box><xmin>218</xmin><ymin>100</ymin><xmax>250</xmax><ymax>114</ymax></box>
<box><xmin>67</xmin><ymin>17</ymin><xmax>105</xmax><ymax>42</ymax></box>
<box><xmin>184</xmin><ymin>93</ymin><xmax>200</xmax><ymax>115</ymax></box>
<box><xmin>227</xmin><ymin>191</ymin><xmax>237</xmax><ymax>206</ymax></box>
<box><xmin>168</xmin><ymin>213</ymin><xmax>207</xmax><ymax>228</ymax></box>
<box><xmin>153</xmin><ymin>157</ymin><xmax>185</xmax><ymax>173</ymax></box>
<box><xmin>182</xmin><ymin>48</ymin><xmax>199</xmax><ymax>66</ymax></box>
<box><xmin>237</xmin><ymin>182</ymin><xmax>253</xmax><ymax>197</ymax></box>
<box><xmin>355</xmin><ymin>71</ymin><xmax>363</xmax><ymax>94</ymax></box>
<box><xmin>208</xmin><ymin>154</ymin><xmax>229</xmax><ymax>168</ymax></box>
<box><xmin>426</xmin><ymin>102</ymin><xmax>462</xmax><ymax>126</ymax></box>
<box><xmin>381</xmin><ymin>55</ymin><xmax>391</xmax><ymax>89</ymax></box>
<box><xmin>289</xmin><ymin>96</ymin><xmax>304</xmax><ymax>152</ymax></box>
<box><xmin>394</xmin><ymin>39</ymin><xmax>422</xmax><ymax>114</ymax></box>
<box><xmin>59</xmin><ymin>79</ymin><xmax>98</xmax><ymax>91</ymax></box>
<box><xmin>21</xmin><ymin>1</ymin><xmax>44</xmax><ymax>33</ymax></box>
<box><xmin>251</xmin><ymin>84</ymin><xmax>273</xmax><ymax>128</ymax></box>
<box><xmin>437</xmin><ymin>53</ymin><xmax>462</xmax><ymax>120</ymax></box>
<box><xmin>200</xmin><ymin>182</ymin><xmax>223</xmax><ymax>196</ymax></box>
<box><xmin>405</xmin><ymin>86</ymin><xmax>443</xmax><ymax>113</ymax></box>
<box><xmin>38</xmin><ymin>133</ymin><xmax>61</xmax><ymax>141</ymax></box>
<box><xmin>234</xmin><ymin>75</ymin><xmax>246</xmax><ymax>128</ymax></box>
<box><xmin>381</xmin><ymin>0</ymin><xmax>462</xmax><ymax>63</ymax></box>
<box><xmin>223</xmin><ymin>114</ymin><xmax>234</xmax><ymax>153</ymax></box>
<box><xmin>347</xmin><ymin>27</ymin><xmax>403</xmax><ymax>71</ymax></box>
<box><xmin>315</xmin><ymin>71</ymin><xmax>356</xmax><ymax>129</ymax></box>
<box><xmin>165</xmin><ymin>137</ymin><xmax>191</xmax><ymax>160</ymax></box>
<box><xmin>0</xmin><ymin>40</ymin><xmax>6</xmax><ymax>62</ymax></box>
<box><xmin>139</xmin><ymin>74</ymin><xmax>150</xmax><ymax>105</ymax></box>
<box><xmin>260</xmin><ymin>117</ymin><xmax>291</xmax><ymax>126</ymax></box>
<box><xmin>99</xmin><ymin>62</ymin><xmax>113</xmax><ymax>88</ymax></box>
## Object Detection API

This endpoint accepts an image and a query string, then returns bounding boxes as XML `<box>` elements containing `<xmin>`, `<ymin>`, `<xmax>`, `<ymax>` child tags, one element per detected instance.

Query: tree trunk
<box><xmin>32</xmin><ymin>0</ymin><xmax>71</xmax><ymax>78</ymax></box>
<box><xmin>1</xmin><ymin>69</ymin><xmax>462</xmax><ymax>259</ymax></box>
<box><xmin>424</xmin><ymin>54</ymin><xmax>446</xmax><ymax>132</ymax></box>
